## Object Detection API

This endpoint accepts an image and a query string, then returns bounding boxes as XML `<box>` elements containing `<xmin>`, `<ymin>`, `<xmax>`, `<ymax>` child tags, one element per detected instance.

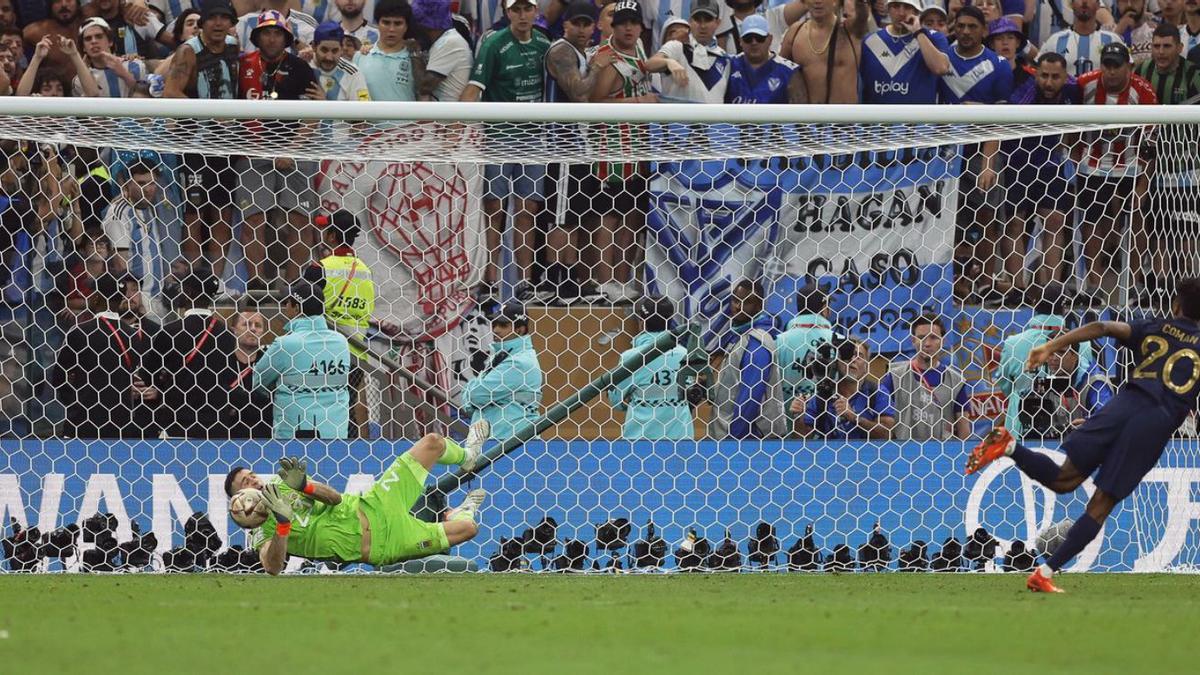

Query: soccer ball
<box><xmin>1035</xmin><ymin>520</ymin><xmax>1072</xmax><ymax>557</ymax></box>
<box><xmin>230</xmin><ymin>488</ymin><xmax>269</xmax><ymax>529</ymax></box>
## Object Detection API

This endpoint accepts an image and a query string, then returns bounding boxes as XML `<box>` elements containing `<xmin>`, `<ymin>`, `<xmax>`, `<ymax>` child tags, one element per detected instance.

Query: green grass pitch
<box><xmin>2</xmin><ymin>573</ymin><xmax>1198</xmax><ymax>674</ymax></box>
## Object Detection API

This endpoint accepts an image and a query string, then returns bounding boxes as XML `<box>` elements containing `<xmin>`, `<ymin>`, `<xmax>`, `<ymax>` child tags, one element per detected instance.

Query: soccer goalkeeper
<box><xmin>224</xmin><ymin>421</ymin><xmax>490</xmax><ymax>575</ymax></box>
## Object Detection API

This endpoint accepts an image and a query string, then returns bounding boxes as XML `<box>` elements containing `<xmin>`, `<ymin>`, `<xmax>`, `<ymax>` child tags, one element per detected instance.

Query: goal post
<box><xmin>0</xmin><ymin>99</ymin><xmax>1197</xmax><ymax>573</ymax></box>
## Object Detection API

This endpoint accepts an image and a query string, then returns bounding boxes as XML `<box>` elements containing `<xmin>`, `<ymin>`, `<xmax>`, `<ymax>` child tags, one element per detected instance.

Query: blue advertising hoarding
<box><xmin>2</xmin><ymin>439</ymin><xmax>1197</xmax><ymax>572</ymax></box>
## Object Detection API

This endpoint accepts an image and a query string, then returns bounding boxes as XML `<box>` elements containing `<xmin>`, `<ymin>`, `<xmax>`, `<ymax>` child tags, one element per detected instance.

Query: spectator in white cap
<box><xmin>920</xmin><ymin>2</ymin><xmax>948</xmax><ymax>31</ymax></box>
<box><xmin>859</xmin><ymin>0</ymin><xmax>950</xmax><ymax>103</ymax></box>
<box><xmin>414</xmin><ymin>0</ymin><xmax>472</xmax><ymax>101</ymax></box>
<box><xmin>650</xmin><ymin>16</ymin><xmax>688</xmax><ymax>101</ymax></box>
<box><xmin>76</xmin><ymin>17</ymin><xmax>147</xmax><ymax>96</ymax></box>
<box><xmin>644</xmin><ymin>0</ymin><xmax>732</xmax><ymax>103</ymax></box>
<box><xmin>660</xmin><ymin>16</ymin><xmax>689</xmax><ymax>46</ymax></box>
<box><xmin>725</xmin><ymin>14</ymin><xmax>805</xmax><ymax>103</ymax></box>
<box><xmin>79</xmin><ymin>0</ymin><xmax>169</xmax><ymax>58</ymax></box>
<box><xmin>780</xmin><ymin>0</ymin><xmax>870</xmax><ymax>103</ymax></box>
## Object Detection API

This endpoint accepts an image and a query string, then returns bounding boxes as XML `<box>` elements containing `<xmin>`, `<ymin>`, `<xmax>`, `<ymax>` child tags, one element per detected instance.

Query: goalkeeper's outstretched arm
<box><xmin>278</xmin><ymin>457</ymin><xmax>342</xmax><ymax>506</ymax></box>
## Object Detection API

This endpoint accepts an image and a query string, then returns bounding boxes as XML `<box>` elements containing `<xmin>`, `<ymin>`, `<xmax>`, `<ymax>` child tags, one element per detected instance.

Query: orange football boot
<box><xmin>1026</xmin><ymin>568</ymin><xmax>1064</xmax><ymax>593</ymax></box>
<box><xmin>965</xmin><ymin>427</ymin><xmax>1015</xmax><ymax>475</ymax></box>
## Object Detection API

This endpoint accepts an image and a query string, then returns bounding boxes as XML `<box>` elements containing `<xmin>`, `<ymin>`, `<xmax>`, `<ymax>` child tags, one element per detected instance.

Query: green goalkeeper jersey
<box><xmin>251</xmin><ymin>480</ymin><xmax>364</xmax><ymax>563</ymax></box>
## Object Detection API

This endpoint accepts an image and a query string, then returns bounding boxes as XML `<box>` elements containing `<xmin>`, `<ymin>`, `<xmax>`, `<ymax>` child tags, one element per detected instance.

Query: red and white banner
<box><xmin>315</xmin><ymin>158</ymin><xmax>486</xmax><ymax>343</ymax></box>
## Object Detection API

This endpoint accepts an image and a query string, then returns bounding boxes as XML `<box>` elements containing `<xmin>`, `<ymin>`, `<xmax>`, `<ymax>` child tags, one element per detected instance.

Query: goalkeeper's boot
<box><xmin>965</xmin><ymin>426</ymin><xmax>1015</xmax><ymax>475</ymax></box>
<box><xmin>461</xmin><ymin>420</ymin><xmax>491</xmax><ymax>473</ymax></box>
<box><xmin>446</xmin><ymin>489</ymin><xmax>487</xmax><ymax>523</ymax></box>
<box><xmin>1026</xmin><ymin>567</ymin><xmax>1064</xmax><ymax>593</ymax></box>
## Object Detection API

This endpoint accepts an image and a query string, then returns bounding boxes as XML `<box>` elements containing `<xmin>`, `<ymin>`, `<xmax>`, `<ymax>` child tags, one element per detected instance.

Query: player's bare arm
<box><xmin>163</xmin><ymin>45</ymin><xmax>195</xmax><ymax>98</ymax></box>
<box><xmin>1027</xmin><ymin>321</ymin><xmax>1133</xmax><ymax>371</ymax></box>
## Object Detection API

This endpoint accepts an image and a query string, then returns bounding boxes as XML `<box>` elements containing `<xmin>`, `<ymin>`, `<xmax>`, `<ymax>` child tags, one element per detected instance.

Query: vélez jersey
<box><xmin>1121</xmin><ymin>317</ymin><xmax>1200</xmax><ymax>422</ymax></box>
<box><xmin>939</xmin><ymin>45</ymin><xmax>1013</xmax><ymax>104</ymax></box>
<box><xmin>861</xmin><ymin>27</ymin><xmax>950</xmax><ymax>104</ymax></box>
<box><xmin>469</xmin><ymin>27</ymin><xmax>551</xmax><ymax>102</ymax></box>
<box><xmin>725</xmin><ymin>52</ymin><xmax>799</xmax><ymax>104</ymax></box>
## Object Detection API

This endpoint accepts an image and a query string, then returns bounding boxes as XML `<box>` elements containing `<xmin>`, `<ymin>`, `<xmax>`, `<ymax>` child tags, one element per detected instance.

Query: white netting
<box><xmin>0</xmin><ymin>102</ymin><xmax>1197</xmax><ymax>574</ymax></box>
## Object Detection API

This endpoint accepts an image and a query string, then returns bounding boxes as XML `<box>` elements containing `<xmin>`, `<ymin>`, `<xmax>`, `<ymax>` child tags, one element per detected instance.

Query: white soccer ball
<box><xmin>230</xmin><ymin>488</ymin><xmax>269</xmax><ymax>529</ymax></box>
<box><xmin>1035</xmin><ymin>520</ymin><xmax>1073</xmax><ymax>557</ymax></box>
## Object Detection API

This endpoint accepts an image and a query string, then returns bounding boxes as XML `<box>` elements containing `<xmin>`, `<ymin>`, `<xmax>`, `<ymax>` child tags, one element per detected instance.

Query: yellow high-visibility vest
<box><xmin>320</xmin><ymin>249</ymin><xmax>374</xmax><ymax>359</ymax></box>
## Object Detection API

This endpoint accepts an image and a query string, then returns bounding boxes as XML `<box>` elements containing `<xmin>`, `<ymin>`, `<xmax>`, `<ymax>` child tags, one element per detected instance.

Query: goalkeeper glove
<box><xmin>277</xmin><ymin>456</ymin><xmax>313</xmax><ymax>495</ymax></box>
<box><xmin>261</xmin><ymin>484</ymin><xmax>295</xmax><ymax>528</ymax></box>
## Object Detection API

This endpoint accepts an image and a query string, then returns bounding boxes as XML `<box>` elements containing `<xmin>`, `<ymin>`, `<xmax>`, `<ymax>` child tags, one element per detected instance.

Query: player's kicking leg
<box><xmin>966</xmin><ymin>426</ymin><xmax>1094</xmax><ymax>593</ymax></box>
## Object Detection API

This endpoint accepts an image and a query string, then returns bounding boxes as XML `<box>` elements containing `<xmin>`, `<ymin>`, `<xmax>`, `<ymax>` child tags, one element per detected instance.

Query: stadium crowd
<box><xmin>0</xmin><ymin>0</ymin><xmax>1198</xmax><ymax>307</ymax></box>
<box><xmin>0</xmin><ymin>0</ymin><xmax>1197</xmax><ymax>441</ymax></box>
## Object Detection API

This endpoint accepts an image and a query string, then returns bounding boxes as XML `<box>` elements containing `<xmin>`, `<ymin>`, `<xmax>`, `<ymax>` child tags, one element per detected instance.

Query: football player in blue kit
<box><xmin>966</xmin><ymin>278</ymin><xmax>1200</xmax><ymax>593</ymax></box>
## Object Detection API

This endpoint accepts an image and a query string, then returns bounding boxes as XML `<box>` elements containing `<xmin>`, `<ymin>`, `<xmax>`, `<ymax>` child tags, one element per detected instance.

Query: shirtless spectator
<box><xmin>780</xmin><ymin>0</ymin><xmax>870</xmax><ymax>103</ymax></box>
<box><xmin>23</xmin><ymin>0</ymin><xmax>85</xmax><ymax>72</ymax></box>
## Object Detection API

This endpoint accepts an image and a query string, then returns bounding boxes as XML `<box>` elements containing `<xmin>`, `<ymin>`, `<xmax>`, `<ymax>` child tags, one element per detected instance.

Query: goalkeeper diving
<box><xmin>224</xmin><ymin>421</ymin><xmax>491</xmax><ymax>575</ymax></box>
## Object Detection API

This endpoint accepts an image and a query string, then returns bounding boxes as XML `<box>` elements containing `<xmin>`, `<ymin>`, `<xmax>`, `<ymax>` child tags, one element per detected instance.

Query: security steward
<box><xmin>253</xmin><ymin>275</ymin><xmax>353</xmax><ymax>440</ymax></box>
<box><xmin>315</xmin><ymin>209</ymin><xmax>374</xmax><ymax>435</ymax></box>
<box><xmin>608</xmin><ymin>295</ymin><xmax>693</xmax><ymax>440</ymax></box>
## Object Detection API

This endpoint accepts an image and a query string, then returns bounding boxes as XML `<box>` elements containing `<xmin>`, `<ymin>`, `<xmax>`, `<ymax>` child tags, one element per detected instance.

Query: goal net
<box><xmin>0</xmin><ymin>100</ymin><xmax>1196</xmax><ymax>573</ymax></box>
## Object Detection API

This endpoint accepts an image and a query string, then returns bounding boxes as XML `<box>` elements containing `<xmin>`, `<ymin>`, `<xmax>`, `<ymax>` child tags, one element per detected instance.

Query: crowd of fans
<box><xmin>0</xmin><ymin>0</ymin><xmax>1198</xmax><ymax>439</ymax></box>
<box><xmin>0</xmin><ymin>0</ymin><xmax>1195</xmax><ymax>314</ymax></box>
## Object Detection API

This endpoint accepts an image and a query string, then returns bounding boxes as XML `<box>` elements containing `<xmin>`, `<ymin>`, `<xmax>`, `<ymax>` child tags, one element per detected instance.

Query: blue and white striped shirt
<box><xmin>1040</xmin><ymin>27</ymin><xmax>1123</xmax><ymax>77</ymax></box>
<box><xmin>76</xmin><ymin>59</ymin><xmax>147</xmax><ymax>98</ymax></box>
<box><xmin>102</xmin><ymin>198</ymin><xmax>168</xmax><ymax>299</ymax></box>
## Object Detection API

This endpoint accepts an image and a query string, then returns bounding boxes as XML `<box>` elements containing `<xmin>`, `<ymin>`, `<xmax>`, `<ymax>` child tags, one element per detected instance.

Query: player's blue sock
<box><xmin>1045</xmin><ymin>513</ymin><xmax>1103</xmax><ymax>571</ymax></box>
<box><xmin>1009</xmin><ymin>443</ymin><xmax>1061</xmax><ymax>487</ymax></box>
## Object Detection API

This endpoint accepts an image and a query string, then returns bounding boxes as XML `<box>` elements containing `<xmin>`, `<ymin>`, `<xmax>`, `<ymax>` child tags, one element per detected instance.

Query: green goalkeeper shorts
<box><xmin>360</xmin><ymin>452</ymin><xmax>450</xmax><ymax>566</ymax></box>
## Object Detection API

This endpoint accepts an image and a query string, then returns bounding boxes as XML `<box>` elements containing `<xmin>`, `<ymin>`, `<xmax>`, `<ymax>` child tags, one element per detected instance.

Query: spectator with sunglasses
<box><xmin>725</xmin><ymin>14</ymin><xmax>805</xmax><ymax>103</ymax></box>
